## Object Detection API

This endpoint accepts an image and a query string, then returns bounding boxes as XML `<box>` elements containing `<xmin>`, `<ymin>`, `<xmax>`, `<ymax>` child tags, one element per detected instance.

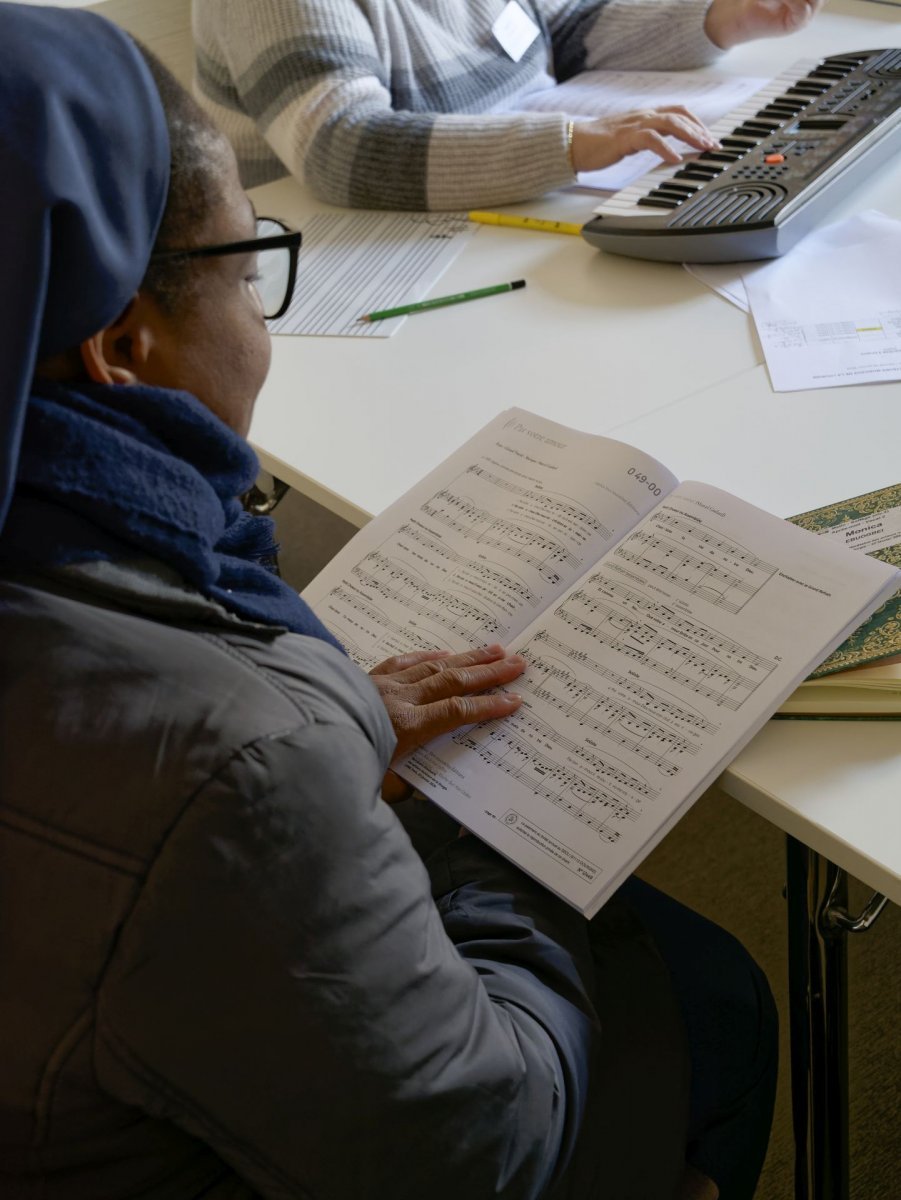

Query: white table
<box><xmin>72</xmin><ymin>1</ymin><xmax>901</xmax><ymax>1195</ymax></box>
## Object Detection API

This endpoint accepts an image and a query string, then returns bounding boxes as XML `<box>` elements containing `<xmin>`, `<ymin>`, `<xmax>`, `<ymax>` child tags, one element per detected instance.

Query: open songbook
<box><xmin>304</xmin><ymin>410</ymin><xmax>900</xmax><ymax>915</ymax></box>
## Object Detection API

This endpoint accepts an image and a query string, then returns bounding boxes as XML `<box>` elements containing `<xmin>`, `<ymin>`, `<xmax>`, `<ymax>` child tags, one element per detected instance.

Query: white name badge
<box><xmin>492</xmin><ymin>1</ymin><xmax>540</xmax><ymax>63</ymax></box>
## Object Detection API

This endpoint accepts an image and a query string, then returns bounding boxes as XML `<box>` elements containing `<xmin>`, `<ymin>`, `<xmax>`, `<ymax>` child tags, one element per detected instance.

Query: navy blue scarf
<box><xmin>0</xmin><ymin>378</ymin><xmax>344</xmax><ymax>649</ymax></box>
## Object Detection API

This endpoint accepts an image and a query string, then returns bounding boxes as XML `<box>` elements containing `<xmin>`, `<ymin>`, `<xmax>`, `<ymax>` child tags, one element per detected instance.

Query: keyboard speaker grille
<box><xmin>673</xmin><ymin>183</ymin><xmax>788</xmax><ymax>228</ymax></box>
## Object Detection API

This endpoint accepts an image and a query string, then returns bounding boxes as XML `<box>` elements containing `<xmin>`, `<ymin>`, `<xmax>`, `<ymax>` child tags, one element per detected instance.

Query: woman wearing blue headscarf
<box><xmin>0</xmin><ymin>6</ymin><xmax>777</xmax><ymax>1198</ymax></box>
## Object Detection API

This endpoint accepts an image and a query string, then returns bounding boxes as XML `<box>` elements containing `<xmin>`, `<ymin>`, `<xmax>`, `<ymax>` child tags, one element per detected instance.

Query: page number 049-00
<box><xmin>627</xmin><ymin>467</ymin><xmax>662</xmax><ymax>497</ymax></box>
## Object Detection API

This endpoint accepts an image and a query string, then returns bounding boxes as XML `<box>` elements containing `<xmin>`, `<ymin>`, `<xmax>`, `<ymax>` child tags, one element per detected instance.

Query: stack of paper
<box><xmin>686</xmin><ymin>210</ymin><xmax>901</xmax><ymax>392</ymax></box>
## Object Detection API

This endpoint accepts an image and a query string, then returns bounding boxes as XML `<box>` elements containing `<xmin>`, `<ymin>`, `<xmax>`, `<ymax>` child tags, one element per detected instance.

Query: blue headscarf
<box><xmin>0</xmin><ymin>3</ymin><xmax>168</xmax><ymax>530</ymax></box>
<box><xmin>0</xmin><ymin>4</ymin><xmax>343</xmax><ymax>648</ymax></box>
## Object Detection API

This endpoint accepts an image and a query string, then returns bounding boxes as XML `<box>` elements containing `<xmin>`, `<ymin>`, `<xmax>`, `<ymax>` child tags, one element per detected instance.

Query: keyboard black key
<box><xmin>673</xmin><ymin>167</ymin><xmax>720</xmax><ymax>181</ymax></box>
<box><xmin>797</xmin><ymin>116</ymin><xmax>847</xmax><ymax>130</ymax></box>
<box><xmin>645</xmin><ymin>191</ymin><xmax>686</xmax><ymax>205</ymax></box>
<box><xmin>696</xmin><ymin>150</ymin><xmax>743</xmax><ymax>162</ymax></box>
<box><xmin>741</xmin><ymin>120</ymin><xmax>781</xmax><ymax>133</ymax></box>
<box><xmin>787</xmin><ymin>83</ymin><xmax>831</xmax><ymax>96</ymax></box>
<box><xmin>637</xmin><ymin>196</ymin><xmax>682</xmax><ymax>209</ymax></box>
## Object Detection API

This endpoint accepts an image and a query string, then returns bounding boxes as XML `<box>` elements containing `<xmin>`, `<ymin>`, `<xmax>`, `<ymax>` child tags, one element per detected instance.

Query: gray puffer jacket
<box><xmin>0</xmin><ymin>559</ymin><xmax>621</xmax><ymax>1200</ymax></box>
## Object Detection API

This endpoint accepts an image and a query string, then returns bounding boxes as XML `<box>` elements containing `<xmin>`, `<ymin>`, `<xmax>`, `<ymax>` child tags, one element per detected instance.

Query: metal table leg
<box><xmin>785</xmin><ymin>836</ymin><xmax>890</xmax><ymax>1200</ymax></box>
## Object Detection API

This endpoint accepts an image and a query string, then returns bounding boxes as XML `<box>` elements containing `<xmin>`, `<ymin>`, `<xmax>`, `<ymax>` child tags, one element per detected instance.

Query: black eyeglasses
<box><xmin>150</xmin><ymin>216</ymin><xmax>301</xmax><ymax>319</ymax></box>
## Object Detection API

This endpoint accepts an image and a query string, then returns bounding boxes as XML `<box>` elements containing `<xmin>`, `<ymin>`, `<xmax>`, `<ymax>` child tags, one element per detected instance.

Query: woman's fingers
<box><xmin>391</xmin><ymin>689</ymin><xmax>522</xmax><ymax>755</ymax></box>
<box><xmin>398</xmin><ymin>652</ymin><xmax>527</xmax><ymax>704</ymax></box>
<box><xmin>573</xmin><ymin>107</ymin><xmax>719</xmax><ymax>171</ymax></box>
<box><xmin>368</xmin><ymin>643</ymin><xmax>528</xmax><ymax>762</ymax></box>
<box><xmin>369</xmin><ymin>647</ymin><xmax>452</xmax><ymax>676</ymax></box>
<box><xmin>373</xmin><ymin>643</ymin><xmax>511</xmax><ymax>685</ymax></box>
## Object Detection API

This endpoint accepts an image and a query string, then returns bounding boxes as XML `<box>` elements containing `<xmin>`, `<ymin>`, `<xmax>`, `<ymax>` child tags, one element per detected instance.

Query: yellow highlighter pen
<box><xmin>468</xmin><ymin>211</ymin><xmax>583</xmax><ymax>236</ymax></box>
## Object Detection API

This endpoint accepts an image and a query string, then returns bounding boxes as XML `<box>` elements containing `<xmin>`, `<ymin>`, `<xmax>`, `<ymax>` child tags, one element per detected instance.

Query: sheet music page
<box><xmin>267</xmin><ymin>211</ymin><xmax>474</xmax><ymax>338</ymax></box>
<box><xmin>401</xmin><ymin>482</ymin><xmax>900</xmax><ymax>914</ymax></box>
<box><xmin>302</xmin><ymin>409</ymin><xmax>678</xmax><ymax>666</ymax></box>
<box><xmin>498</xmin><ymin>69</ymin><xmax>765</xmax><ymax>192</ymax></box>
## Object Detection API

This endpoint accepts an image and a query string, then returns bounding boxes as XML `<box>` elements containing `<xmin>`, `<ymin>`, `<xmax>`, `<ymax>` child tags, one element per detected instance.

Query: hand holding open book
<box><xmin>304</xmin><ymin>410</ymin><xmax>900</xmax><ymax>915</ymax></box>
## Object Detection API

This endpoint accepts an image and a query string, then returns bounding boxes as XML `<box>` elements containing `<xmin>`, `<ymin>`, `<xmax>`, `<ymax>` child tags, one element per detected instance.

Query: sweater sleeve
<box><xmin>94</xmin><ymin>722</ymin><xmax>602</xmax><ymax>1200</ymax></box>
<box><xmin>539</xmin><ymin>0</ymin><xmax>724</xmax><ymax>78</ymax></box>
<box><xmin>193</xmin><ymin>0</ymin><xmax>577</xmax><ymax>209</ymax></box>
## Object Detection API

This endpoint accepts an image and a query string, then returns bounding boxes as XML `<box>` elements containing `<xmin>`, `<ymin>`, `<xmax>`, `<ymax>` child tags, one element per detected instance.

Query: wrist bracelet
<box><xmin>566</xmin><ymin>119</ymin><xmax>575</xmax><ymax>172</ymax></box>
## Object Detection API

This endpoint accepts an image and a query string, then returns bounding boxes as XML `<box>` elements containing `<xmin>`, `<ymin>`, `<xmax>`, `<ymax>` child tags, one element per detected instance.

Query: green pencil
<box><xmin>361</xmin><ymin>279</ymin><xmax>526</xmax><ymax>322</ymax></box>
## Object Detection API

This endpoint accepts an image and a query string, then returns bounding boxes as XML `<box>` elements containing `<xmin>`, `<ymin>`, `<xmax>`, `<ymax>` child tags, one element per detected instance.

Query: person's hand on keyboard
<box><xmin>704</xmin><ymin>0</ymin><xmax>822</xmax><ymax>50</ymax></box>
<box><xmin>571</xmin><ymin>107</ymin><xmax>720</xmax><ymax>172</ymax></box>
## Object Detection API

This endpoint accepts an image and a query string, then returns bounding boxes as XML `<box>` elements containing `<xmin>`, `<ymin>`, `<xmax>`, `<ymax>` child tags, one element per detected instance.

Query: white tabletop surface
<box><xmin>725</xmin><ymin>720</ymin><xmax>901</xmax><ymax>905</ymax></box>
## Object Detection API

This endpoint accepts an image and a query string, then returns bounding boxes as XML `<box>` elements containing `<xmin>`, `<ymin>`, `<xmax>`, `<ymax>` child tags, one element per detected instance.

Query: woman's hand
<box><xmin>704</xmin><ymin>0</ymin><xmax>821</xmax><ymax>50</ymax></box>
<box><xmin>570</xmin><ymin>106</ymin><xmax>719</xmax><ymax>172</ymax></box>
<box><xmin>369</xmin><ymin>645</ymin><xmax>526</xmax><ymax>803</ymax></box>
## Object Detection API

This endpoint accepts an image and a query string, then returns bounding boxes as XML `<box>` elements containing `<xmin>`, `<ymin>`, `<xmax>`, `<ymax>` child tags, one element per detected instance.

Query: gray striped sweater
<box><xmin>193</xmin><ymin>0</ymin><xmax>722</xmax><ymax>210</ymax></box>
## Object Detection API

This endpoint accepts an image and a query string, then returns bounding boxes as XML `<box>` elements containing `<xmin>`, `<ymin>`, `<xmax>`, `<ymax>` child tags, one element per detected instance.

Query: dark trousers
<box><xmin>398</xmin><ymin>801</ymin><xmax>779</xmax><ymax>1200</ymax></box>
<box><xmin>587</xmin><ymin>877</ymin><xmax>779</xmax><ymax>1200</ymax></box>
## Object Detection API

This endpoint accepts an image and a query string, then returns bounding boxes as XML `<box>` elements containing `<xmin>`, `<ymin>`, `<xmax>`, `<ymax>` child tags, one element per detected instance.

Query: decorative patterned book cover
<box><xmin>789</xmin><ymin>483</ymin><xmax>901</xmax><ymax>677</ymax></box>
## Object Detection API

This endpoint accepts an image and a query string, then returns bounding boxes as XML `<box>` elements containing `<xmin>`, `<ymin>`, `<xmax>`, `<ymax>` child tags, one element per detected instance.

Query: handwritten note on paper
<box><xmin>741</xmin><ymin>211</ymin><xmax>901</xmax><ymax>392</ymax></box>
<box><xmin>267</xmin><ymin>211</ymin><xmax>474</xmax><ymax>338</ymax></box>
<box><xmin>502</xmin><ymin>69</ymin><xmax>766</xmax><ymax>191</ymax></box>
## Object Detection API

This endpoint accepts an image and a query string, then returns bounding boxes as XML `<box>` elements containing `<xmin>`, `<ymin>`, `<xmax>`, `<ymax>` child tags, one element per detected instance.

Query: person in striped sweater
<box><xmin>193</xmin><ymin>0</ymin><xmax>821</xmax><ymax>210</ymax></box>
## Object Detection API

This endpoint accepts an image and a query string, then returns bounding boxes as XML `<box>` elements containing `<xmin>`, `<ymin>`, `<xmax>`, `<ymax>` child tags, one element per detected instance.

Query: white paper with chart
<box><xmin>303</xmin><ymin>410</ymin><xmax>899</xmax><ymax>914</ymax></box>
<box><xmin>267</xmin><ymin>211</ymin><xmax>473</xmax><ymax>337</ymax></box>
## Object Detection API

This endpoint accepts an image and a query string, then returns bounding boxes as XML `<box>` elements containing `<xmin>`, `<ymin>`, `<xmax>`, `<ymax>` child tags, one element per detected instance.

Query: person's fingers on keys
<box><xmin>573</xmin><ymin>108</ymin><xmax>717</xmax><ymax>170</ymax></box>
<box><xmin>653</xmin><ymin>105</ymin><xmax>721</xmax><ymax>149</ymax></box>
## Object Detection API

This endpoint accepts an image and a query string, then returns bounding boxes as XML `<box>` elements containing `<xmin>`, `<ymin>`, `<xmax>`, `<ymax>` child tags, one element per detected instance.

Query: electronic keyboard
<box><xmin>580</xmin><ymin>49</ymin><xmax>901</xmax><ymax>262</ymax></box>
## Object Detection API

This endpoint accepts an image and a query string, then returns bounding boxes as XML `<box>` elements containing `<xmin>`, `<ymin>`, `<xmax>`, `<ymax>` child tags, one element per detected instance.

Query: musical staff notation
<box><xmin>397</xmin><ymin>521</ymin><xmax>540</xmax><ymax>608</ymax></box>
<box><xmin>586</xmin><ymin>574</ymin><xmax>776</xmax><ymax>676</ymax></box>
<box><xmin>555</xmin><ymin>577</ymin><xmax>777</xmax><ymax>710</ymax></box>
<box><xmin>352</xmin><ymin>551</ymin><xmax>508</xmax><ymax>643</ymax></box>
<box><xmin>325</xmin><ymin>584</ymin><xmax>435</xmax><ymax>668</ymax></box>
<box><xmin>530</xmin><ymin>630</ymin><xmax>719</xmax><ymax>735</ymax></box>
<box><xmin>421</xmin><ymin>490</ymin><xmax>581</xmax><ymax>584</ymax></box>
<box><xmin>615</xmin><ymin>511</ymin><xmax>777</xmax><ymax>613</ymax></box>
<box><xmin>453</xmin><ymin>722</ymin><xmax>630</xmax><ymax>842</ymax></box>
<box><xmin>511</xmin><ymin>707</ymin><xmax>657</xmax><ymax>798</ymax></box>
<box><xmin>516</xmin><ymin>642</ymin><xmax>700</xmax><ymax>776</ymax></box>
<box><xmin>465</xmin><ymin>465</ymin><xmax>611</xmax><ymax>546</ymax></box>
